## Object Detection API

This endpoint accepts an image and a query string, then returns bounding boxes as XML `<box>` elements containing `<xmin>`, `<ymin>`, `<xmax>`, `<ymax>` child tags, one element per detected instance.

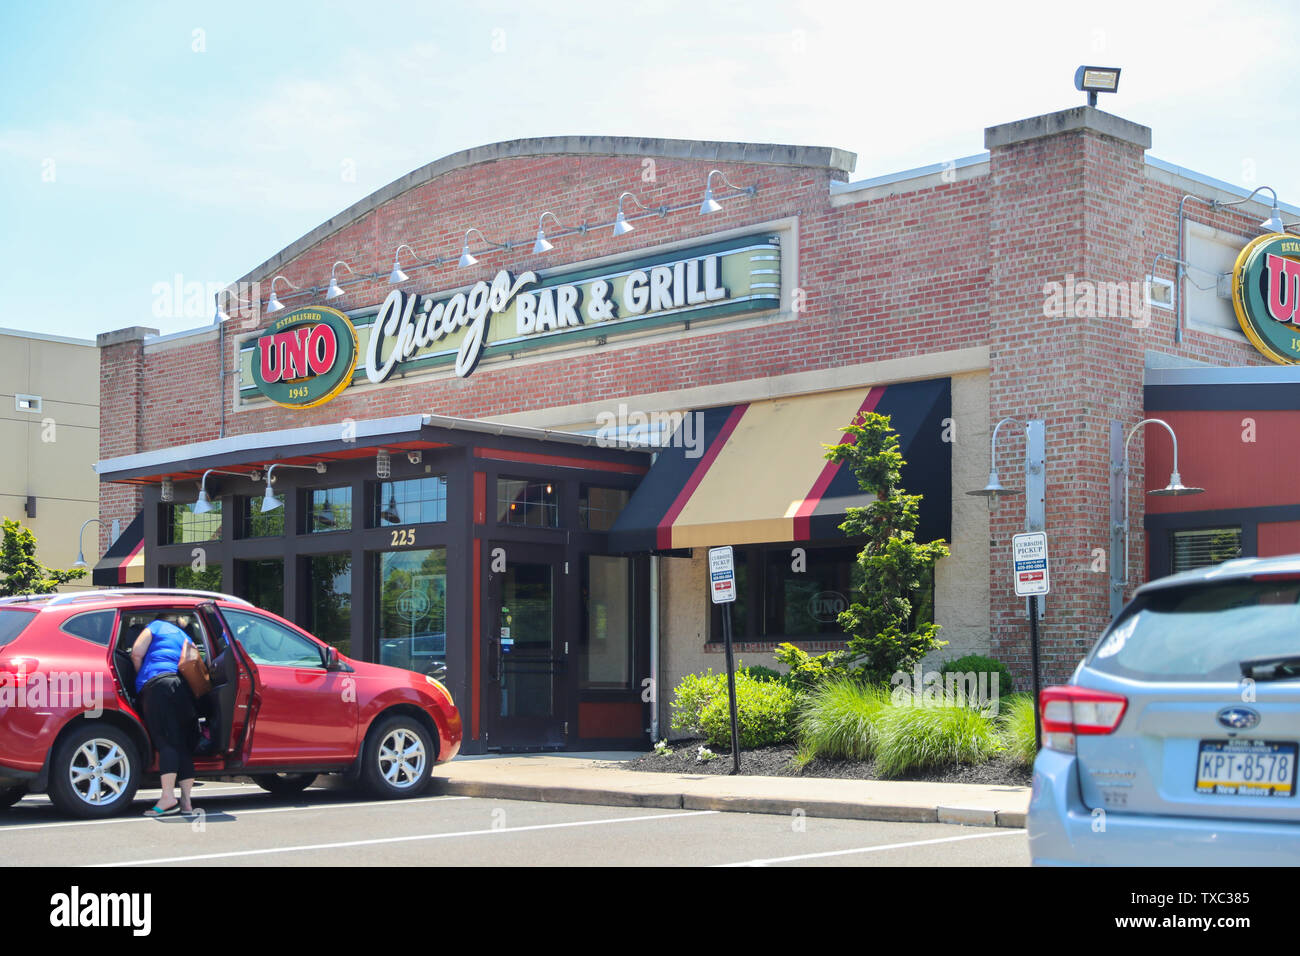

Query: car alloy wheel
<box><xmin>49</xmin><ymin>724</ymin><xmax>141</xmax><ymax>818</ymax></box>
<box><xmin>378</xmin><ymin>727</ymin><xmax>427</xmax><ymax>789</ymax></box>
<box><xmin>69</xmin><ymin>738</ymin><xmax>132</xmax><ymax>808</ymax></box>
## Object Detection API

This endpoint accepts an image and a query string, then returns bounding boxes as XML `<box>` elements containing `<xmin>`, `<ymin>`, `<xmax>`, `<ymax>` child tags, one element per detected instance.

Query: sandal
<box><xmin>145</xmin><ymin>803</ymin><xmax>180</xmax><ymax>817</ymax></box>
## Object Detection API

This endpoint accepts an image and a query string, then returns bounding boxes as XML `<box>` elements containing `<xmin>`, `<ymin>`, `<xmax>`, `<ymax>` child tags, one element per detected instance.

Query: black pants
<box><xmin>141</xmin><ymin>674</ymin><xmax>199</xmax><ymax>780</ymax></box>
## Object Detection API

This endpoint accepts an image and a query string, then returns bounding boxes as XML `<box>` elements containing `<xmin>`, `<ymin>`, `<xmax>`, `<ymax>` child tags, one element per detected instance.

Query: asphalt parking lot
<box><xmin>1</xmin><ymin>781</ymin><xmax>1029</xmax><ymax>867</ymax></box>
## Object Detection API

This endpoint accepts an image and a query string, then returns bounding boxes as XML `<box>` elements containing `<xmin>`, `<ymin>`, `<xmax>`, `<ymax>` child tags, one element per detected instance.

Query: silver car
<box><xmin>1029</xmin><ymin>554</ymin><xmax>1300</xmax><ymax>866</ymax></box>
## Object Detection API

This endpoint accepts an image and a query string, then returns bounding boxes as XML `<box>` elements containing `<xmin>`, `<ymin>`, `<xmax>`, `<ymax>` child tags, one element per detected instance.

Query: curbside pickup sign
<box><xmin>708</xmin><ymin>546</ymin><xmax>736</xmax><ymax>604</ymax></box>
<box><xmin>1012</xmin><ymin>532</ymin><xmax>1050</xmax><ymax>596</ymax></box>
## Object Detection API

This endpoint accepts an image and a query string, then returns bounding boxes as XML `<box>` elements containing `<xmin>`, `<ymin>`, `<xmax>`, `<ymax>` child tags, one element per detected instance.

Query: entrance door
<box><xmin>485</xmin><ymin>543</ymin><xmax>566</xmax><ymax>749</ymax></box>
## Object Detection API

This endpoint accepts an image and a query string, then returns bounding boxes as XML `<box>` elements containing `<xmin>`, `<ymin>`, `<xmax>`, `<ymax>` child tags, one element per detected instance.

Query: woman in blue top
<box><xmin>131</xmin><ymin>615</ymin><xmax>200</xmax><ymax>817</ymax></box>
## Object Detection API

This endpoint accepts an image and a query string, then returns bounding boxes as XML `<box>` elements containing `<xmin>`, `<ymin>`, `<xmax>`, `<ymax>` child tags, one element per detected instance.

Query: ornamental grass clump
<box><xmin>872</xmin><ymin>702</ymin><xmax>1003</xmax><ymax>778</ymax></box>
<box><xmin>998</xmin><ymin>693</ymin><xmax>1038</xmax><ymax>768</ymax></box>
<box><xmin>794</xmin><ymin>677</ymin><xmax>893</xmax><ymax>761</ymax></box>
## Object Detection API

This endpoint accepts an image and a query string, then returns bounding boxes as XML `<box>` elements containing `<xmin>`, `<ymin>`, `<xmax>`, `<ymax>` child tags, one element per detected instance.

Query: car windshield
<box><xmin>1090</xmin><ymin>579</ymin><xmax>1300</xmax><ymax>682</ymax></box>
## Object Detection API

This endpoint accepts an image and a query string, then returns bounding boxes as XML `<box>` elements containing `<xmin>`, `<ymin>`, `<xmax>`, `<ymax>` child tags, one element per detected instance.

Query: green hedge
<box><xmin>938</xmin><ymin>654</ymin><xmax>1015</xmax><ymax>697</ymax></box>
<box><xmin>698</xmin><ymin>675</ymin><xmax>797</xmax><ymax>750</ymax></box>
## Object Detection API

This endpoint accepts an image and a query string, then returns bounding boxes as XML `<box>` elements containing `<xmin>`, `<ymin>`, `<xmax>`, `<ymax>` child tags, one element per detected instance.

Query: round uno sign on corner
<box><xmin>1232</xmin><ymin>233</ymin><xmax>1300</xmax><ymax>365</ymax></box>
<box><xmin>252</xmin><ymin>306</ymin><xmax>359</xmax><ymax>409</ymax></box>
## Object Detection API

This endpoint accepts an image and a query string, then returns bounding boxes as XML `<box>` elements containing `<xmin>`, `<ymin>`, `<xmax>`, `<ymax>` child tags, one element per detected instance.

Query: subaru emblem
<box><xmin>1217</xmin><ymin>707</ymin><xmax>1260</xmax><ymax>730</ymax></box>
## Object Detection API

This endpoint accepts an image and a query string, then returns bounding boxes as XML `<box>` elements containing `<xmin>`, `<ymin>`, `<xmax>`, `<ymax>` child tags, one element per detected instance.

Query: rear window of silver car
<box><xmin>1090</xmin><ymin>579</ymin><xmax>1300</xmax><ymax>682</ymax></box>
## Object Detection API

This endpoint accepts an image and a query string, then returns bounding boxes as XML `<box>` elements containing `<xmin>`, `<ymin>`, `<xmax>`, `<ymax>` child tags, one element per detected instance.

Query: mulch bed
<box><xmin>624</xmin><ymin>739</ymin><xmax>1032</xmax><ymax>787</ymax></box>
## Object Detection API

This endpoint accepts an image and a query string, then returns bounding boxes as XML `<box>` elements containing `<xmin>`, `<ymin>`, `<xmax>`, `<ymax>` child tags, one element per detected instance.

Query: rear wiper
<box><xmin>1240</xmin><ymin>655</ymin><xmax>1300</xmax><ymax>682</ymax></box>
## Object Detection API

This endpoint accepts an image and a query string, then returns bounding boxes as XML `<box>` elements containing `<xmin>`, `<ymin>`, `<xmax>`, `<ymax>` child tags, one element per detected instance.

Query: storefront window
<box><xmin>163</xmin><ymin>503</ymin><xmax>221</xmax><ymax>544</ymax></box>
<box><xmin>372</xmin><ymin>476</ymin><xmax>448</xmax><ymax>527</ymax></box>
<box><xmin>498</xmin><ymin>477</ymin><xmax>559</xmax><ymax>527</ymax></box>
<box><xmin>306</xmin><ymin>487</ymin><xmax>352</xmax><ymax>533</ymax></box>
<box><xmin>165</xmin><ymin>564</ymin><xmax>223</xmax><ymax>592</ymax></box>
<box><xmin>376</xmin><ymin>548</ymin><xmax>447</xmax><ymax>681</ymax></box>
<box><xmin>237</xmin><ymin>558</ymin><xmax>284</xmax><ymax>616</ymax></box>
<box><xmin>709</xmin><ymin>544</ymin><xmax>866</xmax><ymax>642</ymax></box>
<box><xmin>306</xmin><ymin>553</ymin><xmax>351</xmax><ymax>654</ymax></box>
<box><xmin>763</xmin><ymin>545</ymin><xmax>856</xmax><ymax>637</ymax></box>
<box><xmin>1172</xmin><ymin>528</ymin><xmax>1242</xmax><ymax>574</ymax></box>
<box><xmin>581</xmin><ymin>555</ymin><xmax>634</xmax><ymax>689</ymax></box>
<box><xmin>238</xmin><ymin>495</ymin><xmax>285</xmax><ymax>537</ymax></box>
<box><xmin>579</xmin><ymin>487</ymin><xmax>630</xmax><ymax>532</ymax></box>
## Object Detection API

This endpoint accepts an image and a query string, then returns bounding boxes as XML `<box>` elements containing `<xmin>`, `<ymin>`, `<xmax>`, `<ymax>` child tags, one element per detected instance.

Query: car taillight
<box><xmin>1040</xmin><ymin>685</ymin><xmax>1127</xmax><ymax>752</ymax></box>
<box><xmin>0</xmin><ymin>658</ymin><xmax>39</xmax><ymax>686</ymax></box>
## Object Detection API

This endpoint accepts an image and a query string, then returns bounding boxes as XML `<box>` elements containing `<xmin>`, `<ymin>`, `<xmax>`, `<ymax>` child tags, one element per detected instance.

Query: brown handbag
<box><xmin>178</xmin><ymin>642</ymin><xmax>212</xmax><ymax>697</ymax></box>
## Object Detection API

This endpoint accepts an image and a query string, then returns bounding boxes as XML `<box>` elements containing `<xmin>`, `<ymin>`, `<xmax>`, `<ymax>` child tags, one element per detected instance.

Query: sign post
<box><xmin>708</xmin><ymin>546</ymin><xmax>741</xmax><ymax>774</ymax></box>
<box><xmin>1012</xmin><ymin>532</ymin><xmax>1051</xmax><ymax>749</ymax></box>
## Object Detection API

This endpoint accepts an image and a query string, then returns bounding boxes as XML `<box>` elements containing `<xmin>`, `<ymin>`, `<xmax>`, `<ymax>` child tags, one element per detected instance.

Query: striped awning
<box><xmin>608</xmin><ymin>379</ymin><xmax>951</xmax><ymax>551</ymax></box>
<box><xmin>92</xmin><ymin>512</ymin><xmax>144</xmax><ymax>587</ymax></box>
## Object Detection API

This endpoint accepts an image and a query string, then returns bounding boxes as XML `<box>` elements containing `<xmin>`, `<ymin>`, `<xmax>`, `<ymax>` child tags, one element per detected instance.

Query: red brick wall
<box><xmin>97</xmin><ymin>337</ymin><xmax>148</xmax><ymax>553</ymax></box>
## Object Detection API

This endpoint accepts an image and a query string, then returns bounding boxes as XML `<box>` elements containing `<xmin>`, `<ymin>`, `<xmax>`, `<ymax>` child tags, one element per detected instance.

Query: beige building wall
<box><xmin>0</xmin><ymin>328</ymin><xmax>100</xmax><ymax>591</ymax></box>
<box><xmin>654</xmin><ymin>370</ymin><xmax>991</xmax><ymax>737</ymax></box>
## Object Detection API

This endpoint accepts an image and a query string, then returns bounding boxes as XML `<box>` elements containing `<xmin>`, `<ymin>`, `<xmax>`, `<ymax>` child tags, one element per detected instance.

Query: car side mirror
<box><xmin>324</xmin><ymin>646</ymin><xmax>341</xmax><ymax>671</ymax></box>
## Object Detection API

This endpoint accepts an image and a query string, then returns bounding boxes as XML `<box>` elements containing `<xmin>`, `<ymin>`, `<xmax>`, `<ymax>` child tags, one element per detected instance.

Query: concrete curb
<box><xmin>433</xmin><ymin>778</ymin><xmax>1026</xmax><ymax>829</ymax></box>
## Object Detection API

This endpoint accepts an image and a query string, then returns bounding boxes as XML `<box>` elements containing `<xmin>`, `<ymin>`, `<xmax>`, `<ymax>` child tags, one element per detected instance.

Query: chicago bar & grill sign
<box><xmin>243</xmin><ymin>233</ymin><xmax>781</xmax><ymax>407</ymax></box>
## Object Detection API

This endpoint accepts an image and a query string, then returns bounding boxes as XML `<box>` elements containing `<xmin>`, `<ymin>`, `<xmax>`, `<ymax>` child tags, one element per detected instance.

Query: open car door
<box><xmin>195</xmin><ymin>601</ymin><xmax>253</xmax><ymax>764</ymax></box>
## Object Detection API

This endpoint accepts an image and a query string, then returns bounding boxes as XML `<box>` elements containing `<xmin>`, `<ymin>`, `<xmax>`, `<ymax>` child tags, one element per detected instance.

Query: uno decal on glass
<box><xmin>1232</xmin><ymin>233</ymin><xmax>1300</xmax><ymax>365</ymax></box>
<box><xmin>253</xmin><ymin>307</ymin><xmax>359</xmax><ymax>408</ymax></box>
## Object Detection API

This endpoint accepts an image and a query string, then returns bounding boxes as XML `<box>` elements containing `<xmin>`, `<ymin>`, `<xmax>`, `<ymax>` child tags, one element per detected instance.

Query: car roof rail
<box><xmin>0</xmin><ymin>593</ymin><xmax>62</xmax><ymax>606</ymax></box>
<box><xmin>44</xmin><ymin>588</ymin><xmax>255</xmax><ymax>608</ymax></box>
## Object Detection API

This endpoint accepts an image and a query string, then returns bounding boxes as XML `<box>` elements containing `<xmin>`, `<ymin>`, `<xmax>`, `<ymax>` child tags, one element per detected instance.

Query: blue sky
<box><xmin>3</xmin><ymin>0</ymin><xmax>1297</xmax><ymax>340</ymax></box>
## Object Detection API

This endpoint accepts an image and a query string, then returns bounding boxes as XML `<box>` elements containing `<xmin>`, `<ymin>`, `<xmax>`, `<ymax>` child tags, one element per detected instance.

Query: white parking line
<box><xmin>0</xmin><ymin>794</ymin><xmax>469</xmax><ymax>833</ymax></box>
<box><xmin>716</xmin><ymin>828</ymin><xmax>1025</xmax><ymax>866</ymax></box>
<box><xmin>94</xmin><ymin>810</ymin><xmax>721</xmax><ymax>866</ymax></box>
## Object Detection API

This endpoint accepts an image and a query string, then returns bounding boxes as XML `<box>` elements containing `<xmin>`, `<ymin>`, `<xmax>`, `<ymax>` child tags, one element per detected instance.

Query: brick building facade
<box><xmin>94</xmin><ymin>106</ymin><xmax>1299</xmax><ymax>751</ymax></box>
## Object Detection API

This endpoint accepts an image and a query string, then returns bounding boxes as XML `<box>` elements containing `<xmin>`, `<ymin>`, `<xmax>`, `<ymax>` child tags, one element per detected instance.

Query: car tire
<box><xmin>252</xmin><ymin>772</ymin><xmax>318</xmax><ymax>795</ymax></box>
<box><xmin>360</xmin><ymin>714</ymin><xmax>434</xmax><ymax>799</ymax></box>
<box><xmin>48</xmin><ymin>723</ymin><xmax>141</xmax><ymax>818</ymax></box>
<box><xmin>0</xmin><ymin>786</ymin><xmax>26</xmax><ymax>810</ymax></box>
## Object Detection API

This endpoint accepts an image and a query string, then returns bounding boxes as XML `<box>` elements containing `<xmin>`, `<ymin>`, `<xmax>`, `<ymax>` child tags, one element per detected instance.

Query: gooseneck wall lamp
<box><xmin>388</xmin><ymin>244</ymin><xmax>427</xmax><ymax>284</ymax></box>
<box><xmin>700</xmin><ymin>170</ymin><xmax>757</xmax><ymax>214</ymax></box>
<box><xmin>1109</xmin><ymin>418</ymin><xmax>1205</xmax><ymax>617</ymax></box>
<box><xmin>533</xmin><ymin>212</ymin><xmax>562</xmax><ymax>254</ymax></box>
<box><xmin>260</xmin><ymin>462</ymin><xmax>328</xmax><ymax>513</ymax></box>
<box><xmin>1212</xmin><ymin>185</ymin><xmax>1286</xmax><ymax>234</ymax></box>
<box><xmin>73</xmin><ymin>517</ymin><xmax>102</xmax><ymax>569</ymax></box>
<box><xmin>966</xmin><ymin>417</ymin><xmax>1027</xmax><ymax>511</ymax></box>
<box><xmin>326</xmin><ymin>261</ymin><xmax>356</xmax><ymax>300</ymax></box>
<box><xmin>967</xmin><ymin>417</ymin><xmax>1048</xmax><ymax>620</ymax></box>
<box><xmin>457</xmin><ymin>228</ymin><xmax>511</xmax><ymax>269</ymax></box>
<box><xmin>266</xmin><ymin>275</ymin><xmax>298</xmax><ymax>314</ymax></box>
<box><xmin>613</xmin><ymin>192</ymin><xmax>650</xmax><ymax>236</ymax></box>
<box><xmin>193</xmin><ymin>469</ymin><xmax>255</xmax><ymax>515</ymax></box>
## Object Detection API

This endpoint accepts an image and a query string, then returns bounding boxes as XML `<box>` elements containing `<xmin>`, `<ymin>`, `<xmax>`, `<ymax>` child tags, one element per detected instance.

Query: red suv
<box><xmin>0</xmin><ymin>589</ymin><xmax>462</xmax><ymax>817</ymax></box>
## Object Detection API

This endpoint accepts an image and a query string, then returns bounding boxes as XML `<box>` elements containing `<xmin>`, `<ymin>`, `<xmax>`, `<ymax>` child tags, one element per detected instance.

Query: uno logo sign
<box><xmin>1232</xmin><ymin>234</ymin><xmax>1300</xmax><ymax>365</ymax></box>
<box><xmin>253</xmin><ymin>307</ymin><xmax>359</xmax><ymax>408</ymax></box>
